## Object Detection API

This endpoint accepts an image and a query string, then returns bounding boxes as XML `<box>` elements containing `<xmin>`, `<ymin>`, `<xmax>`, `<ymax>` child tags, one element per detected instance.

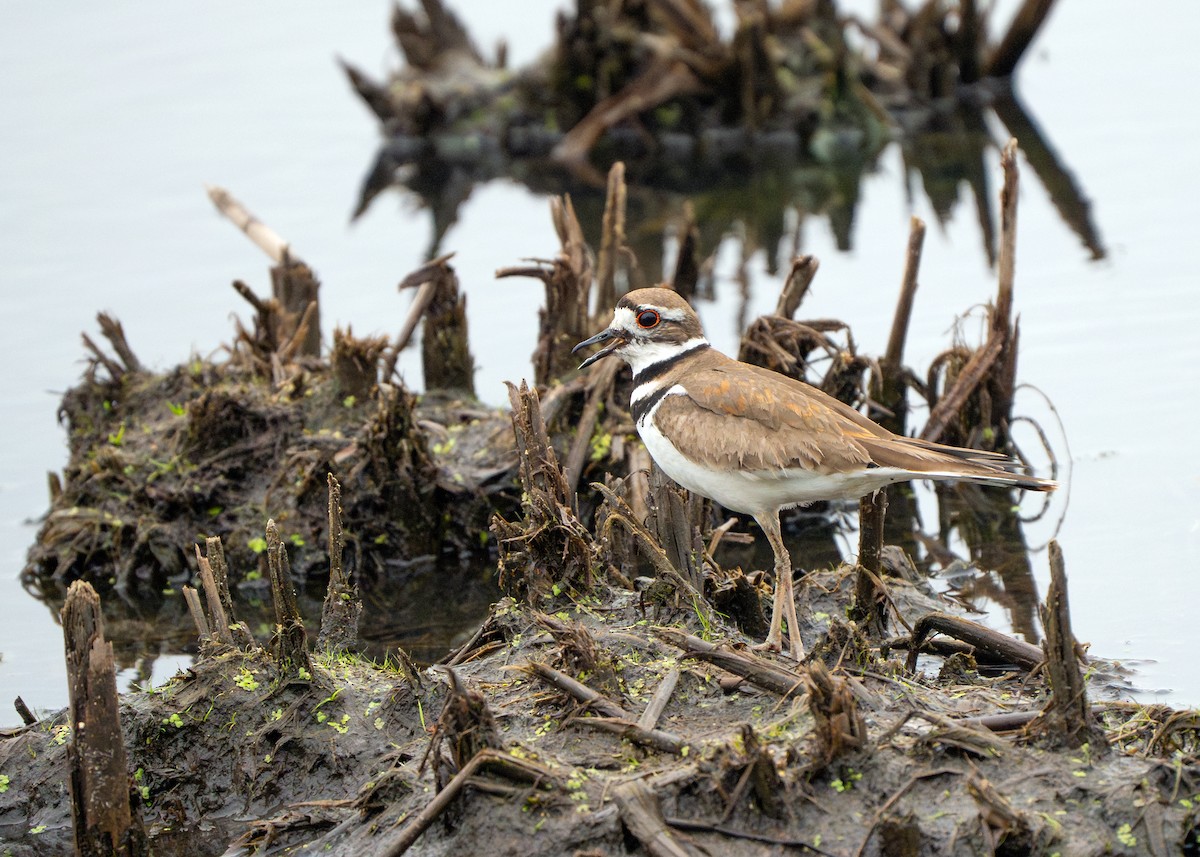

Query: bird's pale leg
<box><xmin>753</xmin><ymin>512</ymin><xmax>804</xmax><ymax>658</ymax></box>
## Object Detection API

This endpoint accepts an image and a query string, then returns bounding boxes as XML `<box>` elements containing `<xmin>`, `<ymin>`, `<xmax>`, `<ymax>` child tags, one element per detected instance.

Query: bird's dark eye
<box><xmin>636</xmin><ymin>309</ymin><xmax>661</xmax><ymax>329</ymax></box>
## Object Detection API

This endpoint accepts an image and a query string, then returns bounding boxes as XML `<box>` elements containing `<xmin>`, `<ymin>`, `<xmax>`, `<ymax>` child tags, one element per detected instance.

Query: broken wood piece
<box><xmin>62</xmin><ymin>581</ymin><xmax>148</xmax><ymax>857</ymax></box>
<box><xmin>552</xmin><ymin>59</ymin><xmax>703</xmax><ymax>165</ymax></box>
<box><xmin>912</xmin><ymin>707</ymin><xmax>1010</xmax><ymax>758</ymax></box>
<box><xmin>655</xmin><ymin>629</ymin><xmax>805</xmax><ymax>698</ymax></box>
<box><xmin>13</xmin><ymin>696</ymin><xmax>36</xmax><ymax>727</ymax></box>
<box><xmin>613</xmin><ymin>779</ymin><xmax>700</xmax><ymax>857</ymax></box>
<box><xmin>381</xmin><ymin>749</ymin><xmax>556</xmax><ymax>856</ymax></box>
<box><xmin>904</xmin><ymin>612</ymin><xmax>1042</xmax><ymax>674</ymax></box>
<box><xmin>882</xmin><ymin>217</ymin><xmax>925</xmax><ymax>380</ymax></box>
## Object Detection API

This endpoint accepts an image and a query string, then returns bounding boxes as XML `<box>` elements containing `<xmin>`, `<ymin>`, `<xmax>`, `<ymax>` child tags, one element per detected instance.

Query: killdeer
<box><xmin>573</xmin><ymin>287</ymin><xmax>1056</xmax><ymax>658</ymax></box>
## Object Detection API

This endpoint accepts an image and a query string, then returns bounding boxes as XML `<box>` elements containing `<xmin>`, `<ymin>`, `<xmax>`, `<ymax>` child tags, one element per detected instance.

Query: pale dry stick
<box><xmin>637</xmin><ymin>668</ymin><xmax>681</xmax><ymax>731</ymax></box>
<box><xmin>206</xmin><ymin>185</ymin><xmax>290</xmax><ymax>264</ymax></box>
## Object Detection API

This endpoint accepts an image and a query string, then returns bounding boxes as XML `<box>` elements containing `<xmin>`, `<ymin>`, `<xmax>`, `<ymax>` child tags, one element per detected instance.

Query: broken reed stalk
<box><xmin>1038</xmin><ymin>540</ymin><xmax>1106</xmax><ymax>751</ymax></box>
<box><xmin>269</xmin><ymin>256</ymin><xmax>322</xmax><ymax>359</ymax></box>
<box><xmin>670</xmin><ymin>201</ymin><xmax>700</xmax><ymax>300</ymax></box>
<box><xmin>879</xmin><ymin>217</ymin><xmax>925</xmax><ymax>421</ymax></box>
<box><xmin>562</xmin><ymin>358</ymin><xmax>621</xmax><ymax>494</ymax></box>
<box><xmin>773</xmin><ymin>254</ymin><xmax>820</xmax><ymax>320</ymax></box>
<box><xmin>647</xmin><ymin>462</ymin><xmax>708</xmax><ymax>595</ymax></box>
<box><xmin>95</xmin><ymin>313</ymin><xmax>143</xmax><ymax>375</ymax></box>
<box><xmin>381</xmin><ymin>749</ymin><xmax>556</xmax><ymax>857</ymax></box>
<box><xmin>62</xmin><ymin>581</ymin><xmax>148</xmax><ymax>857</ymax></box>
<box><xmin>805</xmin><ymin>660</ymin><xmax>868</xmax><ymax>770</ymax></box>
<box><xmin>496</xmin><ymin>195</ymin><xmax>593</xmax><ymax>385</ymax></box>
<box><xmin>921</xmin><ymin>139</ymin><xmax>1023</xmax><ymax>446</ymax></box>
<box><xmin>414</xmin><ymin>259</ymin><xmax>475</xmax><ymax>394</ymax></box>
<box><xmin>638</xmin><ymin>667</ymin><xmax>680</xmax><ymax>731</ymax></box>
<box><xmin>194</xmin><ymin>544</ymin><xmax>233</xmax><ymax>645</ymax></box>
<box><xmin>524</xmin><ymin>662</ymin><xmax>689</xmax><ymax>754</ymax></box>
<box><xmin>265</xmin><ymin>519</ymin><xmax>313</xmax><ymax>675</ymax></box>
<box><xmin>595</xmin><ymin>161</ymin><xmax>627</xmax><ymax>312</ymax></box>
<box><xmin>655</xmin><ymin>629</ymin><xmax>804</xmax><ymax>698</ymax></box>
<box><xmin>851</xmin><ymin>490</ymin><xmax>888</xmax><ymax>636</ymax></box>
<box><xmin>990</xmin><ymin>138</ymin><xmax>1021</xmax><ymax>423</ymax></box>
<box><xmin>385</xmin><ymin>252</ymin><xmax>455</xmax><ymax>379</ymax></box>
<box><xmin>318</xmin><ymin>474</ymin><xmax>362</xmax><ymax>651</ymax></box>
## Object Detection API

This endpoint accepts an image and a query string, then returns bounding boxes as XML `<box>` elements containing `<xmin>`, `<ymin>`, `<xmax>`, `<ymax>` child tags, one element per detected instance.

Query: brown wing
<box><xmin>653</xmin><ymin>361</ymin><xmax>876</xmax><ymax>473</ymax></box>
<box><xmin>656</xmin><ymin>354</ymin><xmax>1026</xmax><ymax>479</ymax></box>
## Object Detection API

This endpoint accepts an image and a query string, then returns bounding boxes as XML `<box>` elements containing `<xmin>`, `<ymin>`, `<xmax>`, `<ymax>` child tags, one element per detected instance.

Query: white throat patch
<box><xmin>622</xmin><ymin>336</ymin><xmax>709</xmax><ymax>377</ymax></box>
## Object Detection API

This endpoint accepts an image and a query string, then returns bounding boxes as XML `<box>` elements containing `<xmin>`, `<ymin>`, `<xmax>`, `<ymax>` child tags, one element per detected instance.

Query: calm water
<box><xmin>1</xmin><ymin>1</ymin><xmax>1198</xmax><ymax>725</ymax></box>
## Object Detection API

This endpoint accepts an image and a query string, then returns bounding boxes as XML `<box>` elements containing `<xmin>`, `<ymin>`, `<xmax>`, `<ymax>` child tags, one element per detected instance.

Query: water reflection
<box><xmin>357</xmin><ymin>77</ymin><xmax>1105</xmax><ymax>268</ymax></box>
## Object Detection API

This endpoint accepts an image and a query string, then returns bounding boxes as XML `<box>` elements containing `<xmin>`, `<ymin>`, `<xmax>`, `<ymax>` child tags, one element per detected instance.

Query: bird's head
<box><xmin>572</xmin><ymin>287</ymin><xmax>707</xmax><ymax>373</ymax></box>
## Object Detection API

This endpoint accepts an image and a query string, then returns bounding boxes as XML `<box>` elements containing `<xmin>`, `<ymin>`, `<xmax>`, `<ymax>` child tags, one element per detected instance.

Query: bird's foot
<box><xmin>752</xmin><ymin>638</ymin><xmax>782</xmax><ymax>654</ymax></box>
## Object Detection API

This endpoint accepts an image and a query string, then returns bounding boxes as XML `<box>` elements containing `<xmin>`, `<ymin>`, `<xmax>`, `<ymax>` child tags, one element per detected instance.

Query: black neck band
<box><xmin>630</xmin><ymin>342</ymin><xmax>709</xmax><ymax>388</ymax></box>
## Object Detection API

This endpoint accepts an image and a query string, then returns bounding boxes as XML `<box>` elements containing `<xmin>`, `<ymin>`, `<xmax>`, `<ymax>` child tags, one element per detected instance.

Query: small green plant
<box><xmin>248</xmin><ymin>537</ymin><xmax>267</xmax><ymax>554</ymax></box>
<box><xmin>50</xmin><ymin>724</ymin><xmax>70</xmax><ymax>746</ymax></box>
<box><xmin>831</xmin><ymin>769</ymin><xmax>863</xmax><ymax>793</ymax></box>
<box><xmin>107</xmin><ymin>423</ymin><xmax>126</xmax><ymax>446</ymax></box>
<box><xmin>0</xmin><ymin>774</ymin><xmax>10</xmax><ymax>793</ymax></box>
<box><xmin>289</xmin><ymin>534</ymin><xmax>305</xmax><ymax>548</ymax></box>
<box><xmin>234</xmin><ymin>669</ymin><xmax>260</xmax><ymax>692</ymax></box>
<box><xmin>342</xmin><ymin>395</ymin><xmax>357</xmax><ymax>408</ymax></box>
<box><xmin>162</xmin><ymin>713</ymin><xmax>184</xmax><ymax>729</ymax></box>
<box><xmin>166</xmin><ymin>402</ymin><xmax>185</xmax><ymax>416</ymax></box>
<box><xmin>29</xmin><ymin>825</ymin><xmax>46</xmax><ymax>835</ymax></box>
<box><xmin>1116</xmin><ymin>824</ymin><xmax>1136</xmax><ymax>847</ymax></box>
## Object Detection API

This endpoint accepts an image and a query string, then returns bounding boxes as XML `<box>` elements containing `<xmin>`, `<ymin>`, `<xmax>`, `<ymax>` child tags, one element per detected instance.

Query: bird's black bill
<box><xmin>572</xmin><ymin>328</ymin><xmax>624</xmax><ymax>370</ymax></box>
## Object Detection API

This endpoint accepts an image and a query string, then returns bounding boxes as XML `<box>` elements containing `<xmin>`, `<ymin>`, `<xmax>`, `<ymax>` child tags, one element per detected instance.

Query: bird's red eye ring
<box><xmin>636</xmin><ymin>309</ymin><xmax>661</xmax><ymax>328</ymax></box>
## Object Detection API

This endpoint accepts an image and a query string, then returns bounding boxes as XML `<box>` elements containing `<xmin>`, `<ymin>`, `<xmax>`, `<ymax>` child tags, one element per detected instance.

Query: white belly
<box><xmin>637</xmin><ymin>390</ymin><xmax>909</xmax><ymax>517</ymax></box>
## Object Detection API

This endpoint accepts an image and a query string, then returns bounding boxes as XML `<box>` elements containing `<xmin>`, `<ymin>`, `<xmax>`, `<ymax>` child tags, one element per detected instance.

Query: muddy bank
<box><xmin>3</xmin><ymin>473</ymin><xmax>1198</xmax><ymax>855</ymax></box>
